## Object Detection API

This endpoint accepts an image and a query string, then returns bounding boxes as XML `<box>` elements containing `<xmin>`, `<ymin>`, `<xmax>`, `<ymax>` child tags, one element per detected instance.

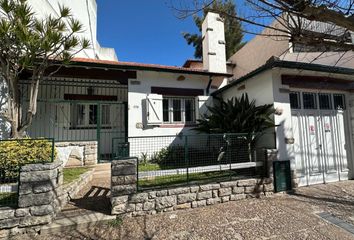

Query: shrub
<box><xmin>0</xmin><ymin>138</ymin><xmax>56</xmax><ymax>181</ymax></box>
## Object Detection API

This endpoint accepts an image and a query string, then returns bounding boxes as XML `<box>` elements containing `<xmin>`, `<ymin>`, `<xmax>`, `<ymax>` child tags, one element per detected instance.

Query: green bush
<box><xmin>0</xmin><ymin>138</ymin><xmax>56</xmax><ymax>181</ymax></box>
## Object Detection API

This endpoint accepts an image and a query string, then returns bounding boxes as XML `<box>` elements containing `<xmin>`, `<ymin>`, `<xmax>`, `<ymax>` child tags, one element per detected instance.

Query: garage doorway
<box><xmin>290</xmin><ymin>91</ymin><xmax>350</xmax><ymax>186</ymax></box>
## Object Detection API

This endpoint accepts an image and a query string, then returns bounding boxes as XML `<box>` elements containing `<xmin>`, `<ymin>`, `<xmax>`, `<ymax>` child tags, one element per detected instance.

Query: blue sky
<box><xmin>97</xmin><ymin>0</ymin><xmax>257</xmax><ymax>66</ymax></box>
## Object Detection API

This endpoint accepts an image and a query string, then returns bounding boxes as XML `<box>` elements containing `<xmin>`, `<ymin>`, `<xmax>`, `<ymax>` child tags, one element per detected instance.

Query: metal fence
<box><xmin>0</xmin><ymin>138</ymin><xmax>55</xmax><ymax>207</ymax></box>
<box><xmin>115</xmin><ymin>134</ymin><xmax>267</xmax><ymax>191</ymax></box>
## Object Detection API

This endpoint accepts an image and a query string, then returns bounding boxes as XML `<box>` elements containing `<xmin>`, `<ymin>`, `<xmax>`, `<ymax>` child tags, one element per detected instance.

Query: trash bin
<box><xmin>273</xmin><ymin>160</ymin><xmax>292</xmax><ymax>192</ymax></box>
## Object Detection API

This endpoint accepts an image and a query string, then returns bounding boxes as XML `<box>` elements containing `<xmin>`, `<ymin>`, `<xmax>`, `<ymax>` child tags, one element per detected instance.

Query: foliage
<box><xmin>194</xmin><ymin>93</ymin><xmax>276</xmax><ymax>146</ymax></box>
<box><xmin>0</xmin><ymin>138</ymin><xmax>56</xmax><ymax>180</ymax></box>
<box><xmin>0</xmin><ymin>192</ymin><xmax>17</xmax><ymax>207</ymax></box>
<box><xmin>0</xmin><ymin>0</ymin><xmax>89</xmax><ymax>138</ymax></box>
<box><xmin>150</xmin><ymin>146</ymin><xmax>185</xmax><ymax>166</ymax></box>
<box><xmin>182</xmin><ymin>0</ymin><xmax>244</xmax><ymax>59</ymax></box>
<box><xmin>63</xmin><ymin>167</ymin><xmax>91</xmax><ymax>184</ymax></box>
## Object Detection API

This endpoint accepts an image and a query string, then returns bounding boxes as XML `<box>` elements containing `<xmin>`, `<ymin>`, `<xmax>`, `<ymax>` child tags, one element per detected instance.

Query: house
<box><xmin>2</xmin><ymin>10</ymin><xmax>231</xmax><ymax>165</ymax></box>
<box><xmin>212</xmin><ymin>18</ymin><xmax>354</xmax><ymax>187</ymax></box>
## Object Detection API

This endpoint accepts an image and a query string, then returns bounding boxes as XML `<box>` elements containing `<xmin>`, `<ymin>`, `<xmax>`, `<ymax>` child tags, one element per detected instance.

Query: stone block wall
<box><xmin>111</xmin><ymin>158</ymin><xmax>274</xmax><ymax>217</ymax></box>
<box><xmin>0</xmin><ymin>161</ymin><xmax>63</xmax><ymax>237</ymax></box>
<box><xmin>55</xmin><ymin>141</ymin><xmax>98</xmax><ymax>167</ymax></box>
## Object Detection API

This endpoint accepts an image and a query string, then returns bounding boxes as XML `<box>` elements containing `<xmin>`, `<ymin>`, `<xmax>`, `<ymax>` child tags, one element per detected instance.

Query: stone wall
<box><xmin>111</xmin><ymin>158</ymin><xmax>274</xmax><ymax>217</ymax></box>
<box><xmin>55</xmin><ymin>141</ymin><xmax>98</xmax><ymax>167</ymax></box>
<box><xmin>0</xmin><ymin>161</ymin><xmax>63</xmax><ymax>237</ymax></box>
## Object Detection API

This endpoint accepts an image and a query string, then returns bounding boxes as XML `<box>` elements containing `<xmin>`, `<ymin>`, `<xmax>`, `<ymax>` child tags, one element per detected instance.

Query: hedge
<box><xmin>0</xmin><ymin>138</ymin><xmax>56</xmax><ymax>181</ymax></box>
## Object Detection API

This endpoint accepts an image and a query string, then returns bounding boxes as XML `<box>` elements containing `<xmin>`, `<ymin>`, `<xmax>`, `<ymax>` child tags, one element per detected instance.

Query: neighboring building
<box><xmin>28</xmin><ymin>0</ymin><xmax>117</xmax><ymax>61</ymax></box>
<box><xmin>214</xmin><ymin>18</ymin><xmax>354</xmax><ymax>187</ymax></box>
<box><xmin>228</xmin><ymin>18</ymin><xmax>354</xmax><ymax>79</ymax></box>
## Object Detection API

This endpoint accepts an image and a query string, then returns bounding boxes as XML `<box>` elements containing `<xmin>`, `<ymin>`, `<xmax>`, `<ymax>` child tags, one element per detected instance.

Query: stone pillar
<box><xmin>111</xmin><ymin>159</ymin><xmax>137</xmax><ymax>215</ymax></box>
<box><xmin>17</xmin><ymin>161</ymin><xmax>63</xmax><ymax>227</ymax></box>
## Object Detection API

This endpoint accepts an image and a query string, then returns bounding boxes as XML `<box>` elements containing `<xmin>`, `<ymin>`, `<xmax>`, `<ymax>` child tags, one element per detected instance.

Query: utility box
<box><xmin>273</xmin><ymin>160</ymin><xmax>292</xmax><ymax>192</ymax></box>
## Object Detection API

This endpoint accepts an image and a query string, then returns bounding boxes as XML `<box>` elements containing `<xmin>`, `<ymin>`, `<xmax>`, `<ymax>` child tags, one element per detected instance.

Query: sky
<box><xmin>96</xmin><ymin>0</ymin><xmax>257</xmax><ymax>66</ymax></box>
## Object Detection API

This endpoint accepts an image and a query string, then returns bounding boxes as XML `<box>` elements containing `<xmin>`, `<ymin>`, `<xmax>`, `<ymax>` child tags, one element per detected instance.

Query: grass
<box><xmin>63</xmin><ymin>167</ymin><xmax>92</xmax><ymax>184</ymax></box>
<box><xmin>107</xmin><ymin>216</ymin><xmax>123</xmax><ymax>227</ymax></box>
<box><xmin>0</xmin><ymin>192</ymin><xmax>17</xmax><ymax>207</ymax></box>
<box><xmin>138</xmin><ymin>163</ymin><xmax>161</xmax><ymax>172</ymax></box>
<box><xmin>138</xmin><ymin>170</ymin><xmax>237</xmax><ymax>189</ymax></box>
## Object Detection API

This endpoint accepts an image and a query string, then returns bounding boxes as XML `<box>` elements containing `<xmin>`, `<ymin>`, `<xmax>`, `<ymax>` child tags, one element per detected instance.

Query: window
<box><xmin>71</xmin><ymin>104</ymin><xmax>111</xmax><ymax>128</ymax></box>
<box><xmin>163</xmin><ymin>97</ymin><xmax>195</xmax><ymax>124</ymax></box>
<box><xmin>303</xmin><ymin>92</ymin><xmax>317</xmax><ymax>109</ymax></box>
<box><xmin>333</xmin><ymin>94</ymin><xmax>345</xmax><ymax>110</ymax></box>
<box><xmin>289</xmin><ymin>92</ymin><xmax>300</xmax><ymax>109</ymax></box>
<box><xmin>319</xmin><ymin>93</ymin><xmax>332</xmax><ymax>110</ymax></box>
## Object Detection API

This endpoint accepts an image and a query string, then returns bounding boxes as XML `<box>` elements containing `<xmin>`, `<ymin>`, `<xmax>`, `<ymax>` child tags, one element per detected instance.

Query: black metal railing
<box><xmin>115</xmin><ymin>133</ymin><xmax>266</xmax><ymax>191</ymax></box>
<box><xmin>0</xmin><ymin>138</ymin><xmax>55</xmax><ymax>207</ymax></box>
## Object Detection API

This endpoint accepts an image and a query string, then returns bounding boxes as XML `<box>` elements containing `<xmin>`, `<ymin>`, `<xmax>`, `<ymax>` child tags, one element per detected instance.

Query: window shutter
<box><xmin>56</xmin><ymin>103</ymin><xmax>71</xmax><ymax>129</ymax></box>
<box><xmin>195</xmin><ymin>96</ymin><xmax>211</xmax><ymax>120</ymax></box>
<box><xmin>146</xmin><ymin>94</ymin><xmax>163</xmax><ymax>125</ymax></box>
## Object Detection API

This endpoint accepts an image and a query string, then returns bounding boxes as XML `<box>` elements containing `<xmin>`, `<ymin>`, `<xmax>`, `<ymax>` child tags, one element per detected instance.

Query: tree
<box><xmin>0</xmin><ymin>0</ymin><xmax>89</xmax><ymax>138</ymax></box>
<box><xmin>194</xmin><ymin>93</ymin><xmax>276</xmax><ymax>146</ymax></box>
<box><xmin>174</xmin><ymin>0</ymin><xmax>354</xmax><ymax>52</ymax></box>
<box><xmin>182</xmin><ymin>0</ymin><xmax>244</xmax><ymax>59</ymax></box>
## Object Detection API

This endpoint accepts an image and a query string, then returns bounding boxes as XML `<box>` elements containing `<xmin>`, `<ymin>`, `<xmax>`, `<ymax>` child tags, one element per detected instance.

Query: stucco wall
<box><xmin>27</xmin><ymin>0</ymin><xmax>117</xmax><ymax>61</ymax></box>
<box><xmin>220</xmin><ymin>70</ymin><xmax>276</xmax><ymax>149</ymax></box>
<box><xmin>128</xmin><ymin>70</ymin><xmax>225</xmax><ymax>138</ymax></box>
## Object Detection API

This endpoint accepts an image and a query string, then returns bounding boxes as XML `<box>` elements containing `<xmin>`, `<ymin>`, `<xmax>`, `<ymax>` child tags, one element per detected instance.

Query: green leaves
<box><xmin>0</xmin><ymin>0</ymin><xmax>90</xmax><ymax>69</ymax></box>
<box><xmin>194</xmin><ymin>93</ymin><xmax>276</xmax><ymax>146</ymax></box>
<box><xmin>0</xmin><ymin>0</ymin><xmax>90</xmax><ymax>138</ymax></box>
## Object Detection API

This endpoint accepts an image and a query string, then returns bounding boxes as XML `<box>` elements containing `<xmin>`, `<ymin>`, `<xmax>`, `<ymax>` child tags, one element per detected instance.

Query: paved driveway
<box><xmin>18</xmin><ymin>180</ymin><xmax>354</xmax><ymax>240</ymax></box>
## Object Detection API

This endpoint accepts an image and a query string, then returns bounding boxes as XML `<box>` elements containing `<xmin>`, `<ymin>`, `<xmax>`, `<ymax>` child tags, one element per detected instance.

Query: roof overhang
<box><xmin>66</xmin><ymin>58</ymin><xmax>233</xmax><ymax>77</ymax></box>
<box><xmin>212</xmin><ymin>57</ymin><xmax>354</xmax><ymax>96</ymax></box>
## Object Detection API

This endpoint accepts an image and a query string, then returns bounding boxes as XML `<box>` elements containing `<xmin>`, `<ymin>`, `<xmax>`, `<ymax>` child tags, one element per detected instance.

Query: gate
<box><xmin>290</xmin><ymin>91</ymin><xmax>350</xmax><ymax>186</ymax></box>
<box><xmin>26</xmin><ymin>100</ymin><xmax>127</xmax><ymax>163</ymax></box>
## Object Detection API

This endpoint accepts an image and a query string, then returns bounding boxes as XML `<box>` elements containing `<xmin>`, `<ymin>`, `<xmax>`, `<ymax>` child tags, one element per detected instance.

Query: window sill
<box><xmin>159</xmin><ymin>123</ymin><xmax>197</xmax><ymax>128</ymax></box>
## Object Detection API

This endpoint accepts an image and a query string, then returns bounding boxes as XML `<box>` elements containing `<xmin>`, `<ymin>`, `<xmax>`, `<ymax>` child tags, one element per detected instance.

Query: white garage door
<box><xmin>290</xmin><ymin>91</ymin><xmax>350</xmax><ymax>186</ymax></box>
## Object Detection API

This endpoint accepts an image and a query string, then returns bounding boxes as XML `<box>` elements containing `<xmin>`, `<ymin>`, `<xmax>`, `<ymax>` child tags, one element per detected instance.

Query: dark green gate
<box><xmin>27</xmin><ymin>100</ymin><xmax>127</xmax><ymax>163</ymax></box>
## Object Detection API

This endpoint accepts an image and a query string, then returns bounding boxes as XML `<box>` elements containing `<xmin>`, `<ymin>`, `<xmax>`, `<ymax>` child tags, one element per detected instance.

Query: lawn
<box><xmin>63</xmin><ymin>167</ymin><xmax>92</xmax><ymax>184</ymax></box>
<box><xmin>138</xmin><ymin>170</ymin><xmax>237</xmax><ymax>189</ymax></box>
<box><xmin>0</xmin><ymin>192</ymin><xmax>17</xmax><ymax>207</ymax></box>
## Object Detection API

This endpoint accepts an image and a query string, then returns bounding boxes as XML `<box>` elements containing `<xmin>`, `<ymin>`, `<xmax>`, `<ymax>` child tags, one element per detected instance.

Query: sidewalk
<box><xmin>12</xmin><ymin>180</ymin><xmax>354</xmax><ymax>240</ymax></box>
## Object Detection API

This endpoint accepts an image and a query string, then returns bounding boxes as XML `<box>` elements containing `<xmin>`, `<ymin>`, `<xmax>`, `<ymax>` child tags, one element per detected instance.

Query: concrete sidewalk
<box><xmin>12</xmin><ymin>180</ymin><xmax>354</xmax><ymax>240</ymax></box>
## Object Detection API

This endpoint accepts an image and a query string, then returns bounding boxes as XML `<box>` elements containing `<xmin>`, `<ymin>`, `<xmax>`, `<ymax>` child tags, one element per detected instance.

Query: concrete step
<box><xmin>40</xmin><ymin>210</ymin><xmax>116</xmax><ymax>235</ymax></box>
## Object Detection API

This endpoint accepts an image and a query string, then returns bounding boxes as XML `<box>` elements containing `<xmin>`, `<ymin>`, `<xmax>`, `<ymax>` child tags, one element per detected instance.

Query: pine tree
<box><xmin>183</xmin><ymin>0</ymin><xmax>244</xmax><ymax>59</ymax></box>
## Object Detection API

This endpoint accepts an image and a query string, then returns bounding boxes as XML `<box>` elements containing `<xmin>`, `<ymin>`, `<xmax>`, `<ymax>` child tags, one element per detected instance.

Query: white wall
<box><xmin>221</xmin><ymin>70</ymin><xmax>276</xmax><ymax>149</ymax></box>
<box><xmin>28</xmin><ymin>0</ymin><xmax>117</xmax><ymax>61</ymax></box>
<box><xmin>128</xmin><ymin>71</ymin><xmax>215</xmax><ymax>138</ymax></box>
<box><xmin>270</xmin><ymin>69</ymin><xmax>293</xmax><ymax>162</ymax></box>
<box><xmin>202</xmin><ymin>12</ymin><xmax>227</xmax><ymax>73</ymax></box>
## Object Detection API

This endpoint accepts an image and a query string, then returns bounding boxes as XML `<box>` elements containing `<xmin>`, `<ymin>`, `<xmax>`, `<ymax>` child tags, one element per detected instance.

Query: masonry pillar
<box><xmin>111</xmin><ymin>159</ymin><xmax>137</xmax><ymax>215</ymax></box>
<box><xmin>17</xmin><ymin>161</ymin><xmax>63</xmax><ymax>227</ymax></box>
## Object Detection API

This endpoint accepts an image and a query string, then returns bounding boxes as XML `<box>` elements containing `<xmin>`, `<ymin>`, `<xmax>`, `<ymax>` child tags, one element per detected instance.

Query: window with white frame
<box><xmin>71</xmin><ymin>103</ymin><xmax>111</xmax><ymax>128</ymax></box>
<box><xmin>162</xmin><ymin>97</ymin><xmax>195</xmax><ymax>124</ymax></box>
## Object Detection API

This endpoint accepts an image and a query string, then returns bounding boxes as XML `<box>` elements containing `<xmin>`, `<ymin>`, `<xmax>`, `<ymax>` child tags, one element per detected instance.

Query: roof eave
<box><xmin>212</xmin><ymin>59</ymin><xmax>354</xmax><ymax>96</ymax></box>
<box><xmin>55</xmin><ymin>60</ymin><xmax>233</xmax><ymax>77</ymax></box>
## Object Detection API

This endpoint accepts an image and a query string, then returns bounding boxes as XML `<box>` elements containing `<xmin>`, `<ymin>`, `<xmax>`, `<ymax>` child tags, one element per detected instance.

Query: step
<box><xmin>40</xmin><ymin>210</ymin><xmax>116</xmax><ymax>235</ymax></box>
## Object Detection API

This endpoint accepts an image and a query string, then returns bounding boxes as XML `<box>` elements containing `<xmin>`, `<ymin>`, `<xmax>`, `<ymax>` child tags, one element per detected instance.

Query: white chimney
<box><xmin>202</xmin><ymin>12</ymin><xmax>227</xmax><ymax>73</ymax></box>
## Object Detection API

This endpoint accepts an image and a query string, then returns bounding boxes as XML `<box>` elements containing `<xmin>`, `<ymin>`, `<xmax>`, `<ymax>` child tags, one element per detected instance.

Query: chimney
<box><xmin>202</xmin><ymin>12</ymin><xmax>227</xmax><ymax>73</ymax></box>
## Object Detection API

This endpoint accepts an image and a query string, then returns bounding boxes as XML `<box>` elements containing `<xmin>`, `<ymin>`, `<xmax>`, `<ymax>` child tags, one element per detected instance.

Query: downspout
<box><xmin>206</xmin><ymin>76</ymin><xmax>213</xmax><ymax>95</ymax></box>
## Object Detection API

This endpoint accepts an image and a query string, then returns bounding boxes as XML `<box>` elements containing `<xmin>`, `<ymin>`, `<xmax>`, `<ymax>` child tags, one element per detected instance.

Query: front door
<box><xmin>290</xmin><ymin>91</ymin><xmax>349</xmax><ymax>186</ymax></box>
